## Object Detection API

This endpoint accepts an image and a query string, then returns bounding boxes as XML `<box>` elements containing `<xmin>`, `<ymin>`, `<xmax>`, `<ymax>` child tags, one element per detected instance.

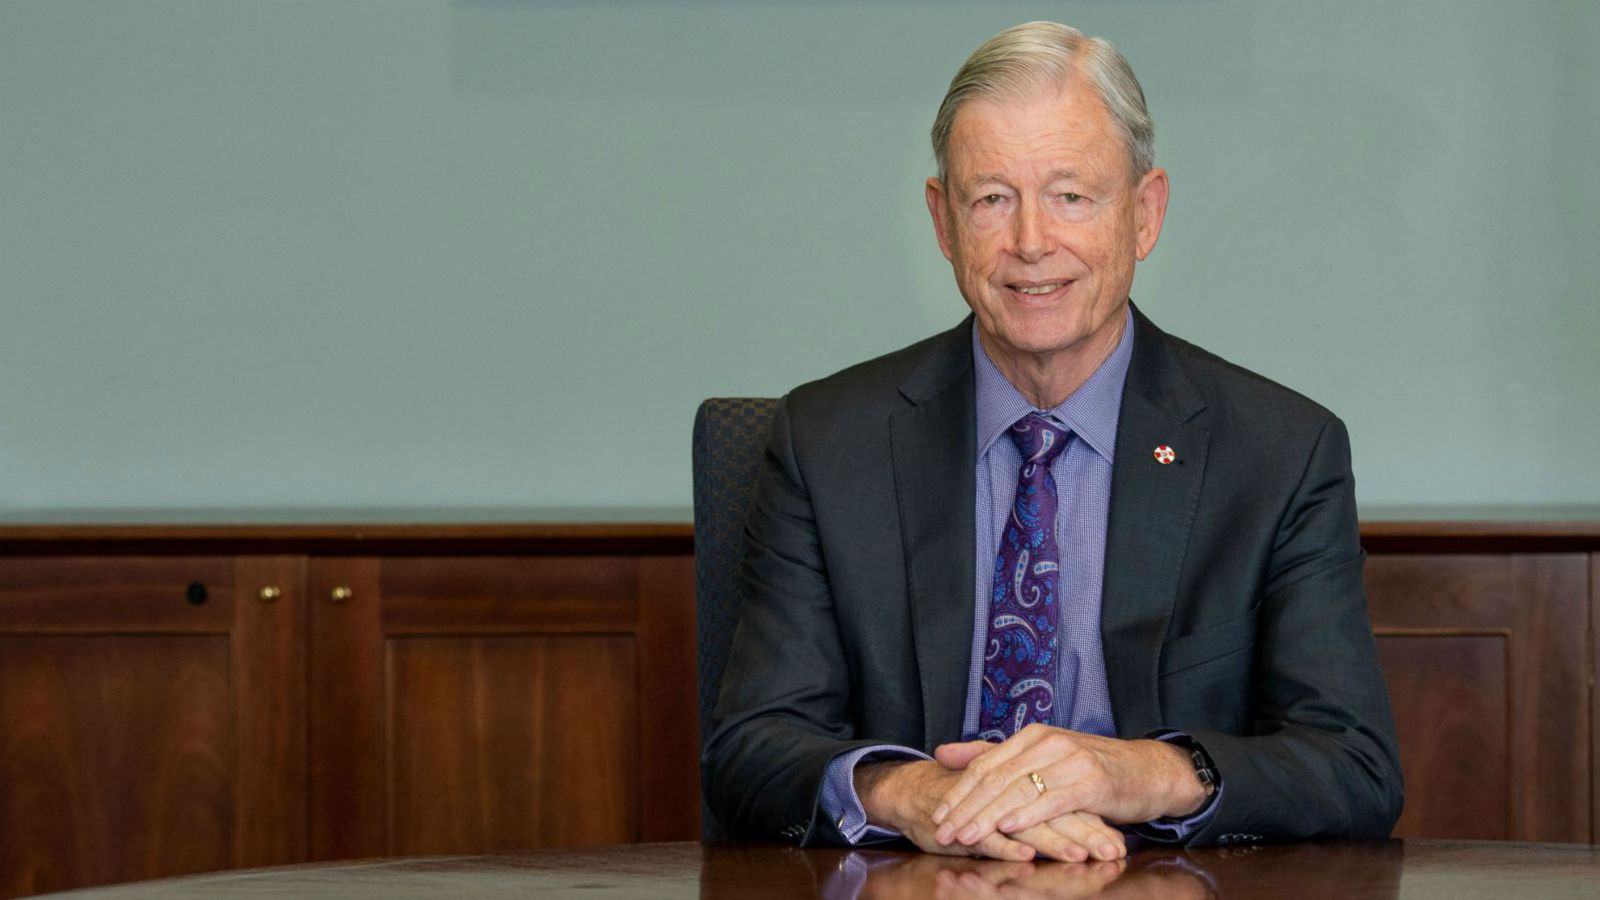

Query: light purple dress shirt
<box><xmin>817</xmin><ymin>308</ymin><xmax>1220</xmax><ymax>844</ymax></box>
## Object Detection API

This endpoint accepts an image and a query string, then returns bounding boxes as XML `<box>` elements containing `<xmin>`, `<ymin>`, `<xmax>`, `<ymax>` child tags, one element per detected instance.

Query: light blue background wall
<box><xmin>2</xmin><ymin>1</ymin><xmax>1596</xmax><ymax>515</ymax></box>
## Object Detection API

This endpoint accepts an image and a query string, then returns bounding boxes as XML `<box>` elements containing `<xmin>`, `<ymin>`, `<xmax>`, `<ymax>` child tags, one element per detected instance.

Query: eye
<box><xmin>980</xmin><ymin>194</ymin><xmax>1006</xmax><ymax>206</ymax></box>
<box><xmin>1059</xmin><ymin>192</ymin><xmax>1084</xmax><ymax>203</ymax></box>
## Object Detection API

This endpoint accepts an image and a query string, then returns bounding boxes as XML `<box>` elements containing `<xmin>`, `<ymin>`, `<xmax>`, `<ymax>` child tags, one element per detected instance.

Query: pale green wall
<box><xmin>2</xmin><ymin>0</ymin><xmax>1596</xmax><ymax>513</ymax></box>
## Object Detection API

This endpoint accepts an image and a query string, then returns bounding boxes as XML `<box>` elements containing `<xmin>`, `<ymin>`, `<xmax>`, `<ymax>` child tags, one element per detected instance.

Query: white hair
<box><xmin>931</xmin><ymin>21</ymin><xmax>1155</xmax><ymax>179</ymax></box>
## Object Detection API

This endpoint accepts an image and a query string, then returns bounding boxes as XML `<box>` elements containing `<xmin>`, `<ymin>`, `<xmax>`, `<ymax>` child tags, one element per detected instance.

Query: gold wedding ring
<box><xmin>1029</xmin><ymin>771</ymin><xmax>1047</xmax><ymax>794</ymax></box>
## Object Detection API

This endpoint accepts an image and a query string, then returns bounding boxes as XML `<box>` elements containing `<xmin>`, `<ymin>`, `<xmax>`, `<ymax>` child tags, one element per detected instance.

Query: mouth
<box><xmin>1005</xmin><ymin>280</ymin><xmax>1073</xmax><ymax>301</ymax></box>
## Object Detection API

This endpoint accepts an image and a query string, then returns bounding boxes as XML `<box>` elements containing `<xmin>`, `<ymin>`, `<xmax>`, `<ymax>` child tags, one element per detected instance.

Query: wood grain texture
<box><xmin>0</xmin><ymin>636</ymin><xmax>233</xmax><ymax>897</ymax></box>
<box><xmin>1</xmin><ymin>518</ymin><xmax>1594</xmax><ymax>893</ymax></box>
<box><xmin>308</xmin><ymin>557</ymin><xmax>385</xmax><ymax>861</ymax></box>
<box><xmin>1366</xmin><ymin>553</ymin><xmax>1590</xmax><ymax>842</ymax></box>
<box><xmin>1376</xmin><ymin>634</ymin><xmax>1509</xmax><ymax>839</ymax></box>
<box><xmin>35</xmin><ymin>840</ymin><xmax>1600</xmax><ymax>900</ymax></box>
<box><xmin>381</xmin><ymin>557</ymin><xmax>638</xmax><ymax>634</ymax></box>
<box><xmin>636</xmin><ymin>556</ymin><xmax>700</xmax><ymax>841</ymax></box>
<box><xmin>0</xmin><ymin>556</ymin><xmax>232</xmax><ymax>632</ymax></box>
<box><xmin>0</xmin><ymin>521</ymin><xmax>695</xmax><ymax>557</ymax></box>
<box><xmin>230</xmin><ymin>556</ymin><xmax>308</xmax><ymax>868</ymax></box>
<box><xmin>386</xmin><ymin>636</ymin><xmax>638</xmax><ymax>854</ymax></box>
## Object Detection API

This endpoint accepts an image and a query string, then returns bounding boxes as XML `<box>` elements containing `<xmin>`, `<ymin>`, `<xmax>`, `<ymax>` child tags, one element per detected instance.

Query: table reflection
<box><xmin>702</xmin><ymin>839</ymin><xmax>1404</xmax><ymax>899</ymax></box>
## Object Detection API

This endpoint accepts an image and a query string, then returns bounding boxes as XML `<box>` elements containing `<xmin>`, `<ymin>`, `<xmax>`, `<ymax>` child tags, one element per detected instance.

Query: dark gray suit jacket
<box><xmin>703</xmin><ymin>306</ymin><xmax>1403</xmax><ymax>847</ymax></box>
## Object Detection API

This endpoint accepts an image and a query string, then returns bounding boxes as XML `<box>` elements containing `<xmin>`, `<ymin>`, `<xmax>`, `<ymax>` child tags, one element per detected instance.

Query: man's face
<box><xmin>927</xmin><ymin>77</ymin><xmax>1168</xmax><ymax>371</ymax></box>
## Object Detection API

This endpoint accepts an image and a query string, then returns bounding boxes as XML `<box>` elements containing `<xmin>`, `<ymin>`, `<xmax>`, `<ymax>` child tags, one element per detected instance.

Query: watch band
<box><xmin>1189</xmin><ymin>743</ymin><xmax>1219</xmax><ymax>797</ymax></box>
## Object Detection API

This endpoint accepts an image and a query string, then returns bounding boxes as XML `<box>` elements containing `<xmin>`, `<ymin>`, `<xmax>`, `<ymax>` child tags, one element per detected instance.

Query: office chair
<box><xmin>691</xmin><ymin>397</ymin><xmax>778</xmax><ymax>841</ymax></box>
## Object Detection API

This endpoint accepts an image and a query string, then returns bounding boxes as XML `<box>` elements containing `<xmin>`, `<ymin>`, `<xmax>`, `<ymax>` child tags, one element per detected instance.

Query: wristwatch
<box><xmin>1190</xmin><ymin>743</ymin><xmax>1218</xmax><ymax>796</ymax></box>
<box><xmin>1163</xmin><ymin>733</ymin><xmax>1219</xmax><ymax>797</ymax></box>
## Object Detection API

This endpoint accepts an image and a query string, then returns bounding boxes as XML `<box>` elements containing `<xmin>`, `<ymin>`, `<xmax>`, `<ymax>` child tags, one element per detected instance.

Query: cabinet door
<box><xmin>0</xmin><ymin>556</ymin><xmax>305</xmax><ymax>898</ymax></box>
<box><xmin>307</xmin><ymin>555</ymin><xmax>697</xmax><ymax>861</ymax></box>
<box><xmin>1365</xmin><ymin>553</ymin><xmax>1589</xmax><ymax>842</ymax></box>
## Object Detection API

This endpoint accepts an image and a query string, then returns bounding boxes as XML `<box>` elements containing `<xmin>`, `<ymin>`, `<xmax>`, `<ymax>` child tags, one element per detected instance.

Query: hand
<box><xmin>1010</xmin><ymin>811</ymin><xmax>1126</xmax><ymax>863</ymax></box>
<box><xmin>929</xmin><ymin>724</ymin><xmax>1205</xmax><ymax>848</ymax></box>
<box><xmin>856</xmin><ymin>759</ymin><xmax>1126</xmax><ymax>862</ymax></box>
<box><xmin>857</xmin><ymin>759</ymin><xmax>1036</xmax><ymax>861</ymax></box>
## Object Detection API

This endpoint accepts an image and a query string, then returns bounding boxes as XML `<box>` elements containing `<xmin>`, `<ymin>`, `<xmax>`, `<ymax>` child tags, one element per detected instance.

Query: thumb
<box><xmin>935</xmin><ymin>739</ymin><xmax>995</xmax><ymax>770</ymax></box>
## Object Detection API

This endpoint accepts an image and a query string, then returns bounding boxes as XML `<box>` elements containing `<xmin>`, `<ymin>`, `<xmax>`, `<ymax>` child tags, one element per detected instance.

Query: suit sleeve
<box><xmin>1184</xmin><ymin>416</ymin><xmax>1404</xmax><ymax>844</ymax></box>
<box><xmin>701</xmin><ymin>395</ymin><xmax>886</xmax><ymax>845</ymax></box>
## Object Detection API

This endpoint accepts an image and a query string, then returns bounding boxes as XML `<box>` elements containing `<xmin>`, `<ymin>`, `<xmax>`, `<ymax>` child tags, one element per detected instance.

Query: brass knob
<box><xmin>258</xmin><ymin>585</ymin><xmax>282</xmax><ymax>603</ymax></box>
<box><xmin>330</xmin><ymin>586</ymin><xmax>354</xmax><ymax>604</ymax></box>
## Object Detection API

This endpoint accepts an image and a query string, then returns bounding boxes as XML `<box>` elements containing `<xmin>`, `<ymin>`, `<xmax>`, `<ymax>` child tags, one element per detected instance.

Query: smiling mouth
<box><xmin>1007</xmin><ymin>281</ymin><xmax>1072</xmax><ymax>298</ymax></box>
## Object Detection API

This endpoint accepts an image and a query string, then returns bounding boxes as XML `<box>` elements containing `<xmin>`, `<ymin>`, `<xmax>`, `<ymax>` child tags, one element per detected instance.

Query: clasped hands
<box><xmin>856</xmin><ymin>724</ymin><xmax>1204</xmax><ymax>863</ymax></box>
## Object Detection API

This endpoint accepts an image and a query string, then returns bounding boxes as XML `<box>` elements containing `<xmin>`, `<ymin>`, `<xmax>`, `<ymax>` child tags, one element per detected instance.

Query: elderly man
<box><xmin>704</xmin><ymin>21</ymin><xmax>1402</xmax><ymax>861</ymax></box>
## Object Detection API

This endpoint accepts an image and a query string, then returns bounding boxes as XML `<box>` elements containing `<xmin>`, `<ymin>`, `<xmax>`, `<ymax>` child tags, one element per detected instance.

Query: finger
<box><xmin>934</xmin><ymin>723</ymin><xmax>1043</xmax><ymax>826</ymax></box>
<box><xmin>933</xmin><ymin>728</ymin><xmax>1057</xmax><ymax>839</ymax></box>
<box><xmin>992</xmin><ymin>771</ymin><xmax>1102</xmax><ymax>837</ymax></box>
<box><xmin>1043</xmin><ymin>812</ymin><xmax>1125</xmax><ymax>862</ymax></box>
<box><xmin>1004</xmin><ymin>820</ymin><xmax>1090</xmax><ymax>863</ymax></box>
<box><xmin>1078</xmin><ymin>815</ymin><xmax>1127</xmax><ymax>860</ymax></box>
<box><xmin>934</xmin><ymin>739</ymin><xmax>995</xmax><ymax>771</ymax></box>
<box><xmin>944</xmin><ymin>745</ymin><xmax>1085</xmax><ymax>845</ymax></box>
<box><xmin>973</xmin><ymin>830</ymin><xmax>1037</xmax><ymax>862</ymax></box>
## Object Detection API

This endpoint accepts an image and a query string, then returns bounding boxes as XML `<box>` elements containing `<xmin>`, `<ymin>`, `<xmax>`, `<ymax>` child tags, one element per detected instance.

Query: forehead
<box><xmin>945</xmin><ymin>78</ymin><xmax>1130</xmax><ymax>183</ymax></box>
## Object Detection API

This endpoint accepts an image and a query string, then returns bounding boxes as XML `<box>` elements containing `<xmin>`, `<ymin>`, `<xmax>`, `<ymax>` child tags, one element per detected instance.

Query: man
<box><xmin>704</xmin><ymin>21</ymin><xmax>1402</xmax><ymax>861</ymax></box>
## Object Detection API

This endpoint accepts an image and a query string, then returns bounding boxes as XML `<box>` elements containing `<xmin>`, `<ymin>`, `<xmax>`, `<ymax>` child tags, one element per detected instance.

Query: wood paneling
<box><xmin>0</xmin><ymin>555</ymin><xmax>305</xmax><ymax>897</ymax></box>
<box><xmin>387</xmin><ymin>636</ymin><xmax>638</xmax><ymax>854</ymax></box>
<box><xmin>1366</xmin><ymin>554</ymin><xmax>1590</xmax><ymax>843</ymax></box>
<box><xmin>231</xmin><ymin>556</ymin><xmax>307</xmax><ymax>868</ymax></box>
<box><xmin>305</xmin><ymin>553</ymin><xmax>699</xmax><ymax>861</ymax></box>
<box><xmin>307</xmin><ymin>557</ymin><xmax>384</xmax><ymax>862</ymax></box>
<box><xmin>636</xmin><ymin>557</ymin><xmax>700</xmax><ymax>841</ymax></box>
<box><xmin>1376</xmin><ymin>634</ymin><xmax>1508</xmax><ymax>838</ymax></box>
<box><xmin>381</xmin><ymin>557</ymin><xmax>639</xmax><ymax>633</ymax></box>
<box><xmin>0</xmin><ymin>517</ymin><xmax>1593</xmax><ymax>896</ymax></box>
<box><xmin>0</xmin><ymin>556</ymin><xmax>233</xmax><ymax>632</ymax></box>
<box><xmin>0</xmin><ymin>636</ymin><xmax>233</xmax><ymax>897</ymax></box>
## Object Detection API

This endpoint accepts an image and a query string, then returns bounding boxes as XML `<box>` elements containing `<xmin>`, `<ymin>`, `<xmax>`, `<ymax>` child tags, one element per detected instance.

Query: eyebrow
<box><xmin>966</xmin><ymin>169</ymin><xmax>1086</xmax><ymax>187</ymax></box>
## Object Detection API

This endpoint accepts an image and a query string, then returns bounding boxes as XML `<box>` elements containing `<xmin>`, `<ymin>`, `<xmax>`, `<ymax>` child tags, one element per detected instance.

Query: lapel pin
<box><xmin>1153</xmin><ymin>445</ymin><xmax>1176</xmax><ymax>465</ymax></box>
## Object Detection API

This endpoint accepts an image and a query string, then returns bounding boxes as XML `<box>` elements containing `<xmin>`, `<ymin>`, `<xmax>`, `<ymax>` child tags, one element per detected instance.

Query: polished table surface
<box><xmin>40</xmin><ymin>840</ymin><xmax>1600</xmax><ymax>899</ymax></box>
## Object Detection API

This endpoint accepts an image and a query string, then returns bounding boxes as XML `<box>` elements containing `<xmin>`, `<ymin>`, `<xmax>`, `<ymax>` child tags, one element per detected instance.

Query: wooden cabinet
<box><xmin>305</xmin><ymin>554</ymin><xmax>696</xmax><ymax>861</ymax></box>
<box><xmin>0</xmin><ymin>525</ymin><xmax>696</xmax><ymax>898</ymax></box>
<box><xmin>1365</xmin><ymin>554</ymin><xmax>1589</xmax><ymax>842</ymax></box>
<box><xmin>0</xmin><ymin>555</ymin><xmax>307</xmax><ymax>896</ymax></box>
<box><xmin>0</xmin><ymin>516</ymin><xmax>1596</xmax><ymax>897</ymax></box>
<box><xmin>1360</xmin><ymin>519</ymin><xmax>1600</xmax><ymax>845</ymax></box>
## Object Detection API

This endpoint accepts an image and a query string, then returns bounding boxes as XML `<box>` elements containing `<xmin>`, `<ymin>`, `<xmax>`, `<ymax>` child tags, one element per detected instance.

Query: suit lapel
<box><xmin>1101</xmin><ymin>308</ymin><xmax>1210</xmax><ymax>736</ymax></box>
<box><xmin>889</xmin><ymin>321</ymin><xmax>977</xmax><ymax>751</ymax></box>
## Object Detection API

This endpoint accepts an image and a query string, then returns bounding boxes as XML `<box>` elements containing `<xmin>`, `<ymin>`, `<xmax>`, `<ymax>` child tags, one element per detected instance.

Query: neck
<box><xmin>980</xmin><ymin>315</ymin><xmax>1127</xmax><ymax>410</ymax></box>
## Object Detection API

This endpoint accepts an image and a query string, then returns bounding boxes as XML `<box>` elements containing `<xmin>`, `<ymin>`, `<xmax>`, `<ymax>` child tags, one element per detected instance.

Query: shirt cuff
<box><xmin>819</xmin><ymin>744</ymin><xmax>931</xmax><ymax>844</ymax></box>
<box><xmin>1130</xmin><ymin>731</ymin><xmax>1223</xmax><ymax>843</ymax></box>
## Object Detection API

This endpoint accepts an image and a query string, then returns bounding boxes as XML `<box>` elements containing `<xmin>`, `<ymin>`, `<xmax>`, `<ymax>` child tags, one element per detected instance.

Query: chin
<box><xmin>999</xmin><ymin>322</ymin><xmax>1094</xmax><ymax>357</ymax></box>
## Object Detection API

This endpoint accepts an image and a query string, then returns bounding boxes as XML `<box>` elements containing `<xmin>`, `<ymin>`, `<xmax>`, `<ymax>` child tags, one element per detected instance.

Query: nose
<box><xmin>1011</xmin><ymin>195</ymin><xmax>1048</xmax><ymax>263</ymax></box>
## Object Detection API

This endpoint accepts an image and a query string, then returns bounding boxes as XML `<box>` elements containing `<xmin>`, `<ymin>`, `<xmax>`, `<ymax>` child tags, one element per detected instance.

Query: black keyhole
<box><xmin>186</xmin><ymin>582</ymin><xmax>208</xmax><ymax>605</ymax></box>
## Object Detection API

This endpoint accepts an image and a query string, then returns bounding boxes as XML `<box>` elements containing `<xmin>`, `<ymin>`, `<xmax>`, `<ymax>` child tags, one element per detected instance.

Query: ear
<box><xmin>926</xmin><ymin>176</ymin><xmax>955</xmax><ymax>263</ymax></box>
<box><xmin>1133</xmin><ymin>167</ymin><xmax>1169</xmax><ymax>261</ymax></box>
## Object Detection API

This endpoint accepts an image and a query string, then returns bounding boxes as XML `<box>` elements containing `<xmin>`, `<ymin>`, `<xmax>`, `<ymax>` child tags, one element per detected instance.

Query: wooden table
<box><xmin>40</xmin><ymin>839</ymin><xmax>1600</xmax><ymax>898</ymax></box>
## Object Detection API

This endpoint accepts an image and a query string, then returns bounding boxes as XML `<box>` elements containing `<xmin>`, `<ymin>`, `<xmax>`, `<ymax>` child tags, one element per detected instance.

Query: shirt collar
<box><xmin>973</xmin><ymin>306</ymin><xmax>1134</xmax><ymax>465</ymax></box>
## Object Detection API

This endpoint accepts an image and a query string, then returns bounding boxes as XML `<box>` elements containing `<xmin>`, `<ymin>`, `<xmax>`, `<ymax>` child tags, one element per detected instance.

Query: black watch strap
<box><xmin>1188</xmin><ymin>743</ymin><xmax>1219</xmax><ymax>796</ymax></box>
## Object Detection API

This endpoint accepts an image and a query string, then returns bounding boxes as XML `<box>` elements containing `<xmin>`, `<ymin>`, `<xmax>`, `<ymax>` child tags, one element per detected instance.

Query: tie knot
<box><xmin>1008</xmin><ymin>413</ymin><xmax>1071</xmax><ymax>468</ymax></box>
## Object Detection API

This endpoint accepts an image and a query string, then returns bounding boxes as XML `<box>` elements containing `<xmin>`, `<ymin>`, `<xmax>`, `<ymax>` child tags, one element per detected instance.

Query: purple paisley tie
<box><xmin>978</xmin><ymin>412</ymin><xmax>1071</xmax><ymax>741</ymax></box>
